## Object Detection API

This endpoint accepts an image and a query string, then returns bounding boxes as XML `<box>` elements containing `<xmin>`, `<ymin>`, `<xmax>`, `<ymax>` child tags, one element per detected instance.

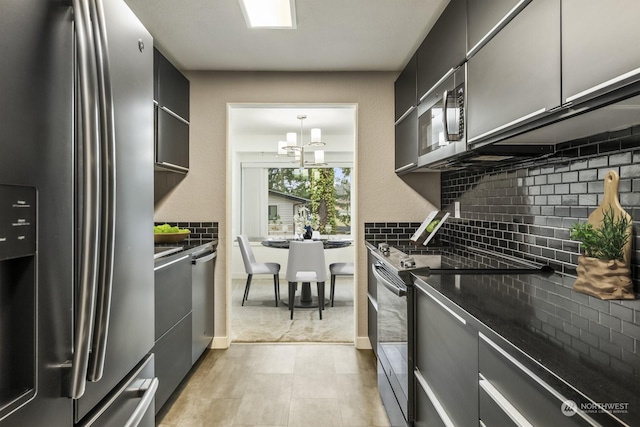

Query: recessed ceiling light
<box><xmin>239</xmin><ymin>0</ymin><xmax>296</xmax><ymax>29</ymax></box>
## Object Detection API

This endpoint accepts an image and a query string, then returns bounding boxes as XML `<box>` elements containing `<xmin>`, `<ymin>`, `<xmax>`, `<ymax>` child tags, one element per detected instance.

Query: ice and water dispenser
<box><xmin>0</xmin><ymin>184</ymin><xmax>37</xmax><ymax>419</ymax></box>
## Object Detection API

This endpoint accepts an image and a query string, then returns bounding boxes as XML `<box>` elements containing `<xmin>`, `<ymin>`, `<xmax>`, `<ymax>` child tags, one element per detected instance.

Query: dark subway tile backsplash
<box><xmin>155</xmin><ymin>221</ymin><xmax>218</xmax><ymax>244</ymax></box>
<box><xmin>440</xmin><ymin>125</ymin><xmax>640</xmax><ymax>289</ymax></box>
<box><xmin>364</xmin><ymin>222</ymin><xmax>423</xmax><ymax>245</ymax></box>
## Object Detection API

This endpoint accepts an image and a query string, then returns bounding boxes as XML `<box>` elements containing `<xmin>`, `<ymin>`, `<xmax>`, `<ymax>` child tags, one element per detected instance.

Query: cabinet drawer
<box><xmin>479</xmin><ymin>333</ymin><xmax>592</xmax><ymax>427</ymax></box>
<box><xmin>153</xmin><ymin>313</ymin><xmax>192</xmax><ymax>413</ymax></box>
<box><xmin>155</xmin><ymin>254</ymin><xmax>192</xmax><ymax>340</ymax></box>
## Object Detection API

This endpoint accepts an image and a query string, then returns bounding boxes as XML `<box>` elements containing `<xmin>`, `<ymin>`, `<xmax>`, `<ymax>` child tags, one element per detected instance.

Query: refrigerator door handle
<box><xmin>71</xmin><ymin>0</ymin><xmax>103</xmax><ymax>399</ymax></box>
<box><xmin>87</xmin><ymin>0</ymin><xmax>117</xmax><ymax>383</ymax></box>
<box><xmin>123</xmin><ymin>378</ymin><xmax>159</xmax><ymax>427</ymax></box>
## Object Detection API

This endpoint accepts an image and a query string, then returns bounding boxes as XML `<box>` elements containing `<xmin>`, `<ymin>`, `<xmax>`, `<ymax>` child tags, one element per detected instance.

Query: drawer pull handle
<box><xmin>479</xmin><ymin>373</ymin><xmax>533</xmax><ymax>427</ymax></box>
<box><xmin>415</xmin><ymin>368</ymin><xmax>455</xmax><ymax>427</ymax></box>
<box><xmin>479</xmin><ymin>332</ymin><xmax>601</xmax><ymax>426</ymax></box>
<box><xmin>154</xmin><ymin>254</ymin><xmax>189</xmax><ymax>271</ymax></box>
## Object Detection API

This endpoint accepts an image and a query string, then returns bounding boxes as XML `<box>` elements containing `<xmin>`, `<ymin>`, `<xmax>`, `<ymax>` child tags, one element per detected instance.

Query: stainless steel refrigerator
<box><xmin>0</xmin><ymin>0</ymin><xmax>156</xmax><ymax>425</ymax></box>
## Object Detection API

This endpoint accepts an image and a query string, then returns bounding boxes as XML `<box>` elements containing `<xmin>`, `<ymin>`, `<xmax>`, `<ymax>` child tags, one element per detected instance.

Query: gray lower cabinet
<box><xmin>562</xmin><ymin>0</ymin><xmax>640</xmax><ymax>104</ymax></box>
<box><xmin>153</xmin><ymin>313</ymin><xmax>192</xmax><ymax>413</ymax></box>
<box><xmin>414</xmin><ymin>282</ymin><xmax>478</xmax><ymax>426</ymax></box>
<box><xmin>153</xmin><ymin>253</ymin><xmax>192</xmax><ymax>413</ymax></box>
<box><xmin>478</xmin><ymin>332</ymin><xmax>591</xmax><ymax>427</ymax></box>
<box><xmin>467</xmin><ymin>0</ymin><xmax>560</xmax><ymax>145</ymax></box>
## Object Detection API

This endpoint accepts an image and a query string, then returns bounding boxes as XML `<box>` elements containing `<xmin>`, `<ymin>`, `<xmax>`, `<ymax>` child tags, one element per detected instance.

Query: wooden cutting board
<box><xmin>587</xmin><ymin>170</ymin><xmax>633</xmax><ymax>266</ymax></box>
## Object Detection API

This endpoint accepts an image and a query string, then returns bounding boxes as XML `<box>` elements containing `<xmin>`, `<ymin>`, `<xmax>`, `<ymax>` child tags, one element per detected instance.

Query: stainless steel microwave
<box><xmin>417</xmin><ymin>65</ymin><xmax>466</xmax><ymax>168</ymax></box>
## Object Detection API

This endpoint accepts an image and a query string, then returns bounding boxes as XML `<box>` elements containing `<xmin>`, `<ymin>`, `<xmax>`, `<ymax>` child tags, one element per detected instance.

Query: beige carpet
<box><xmin>231</xmin><ymin>277</ymin><xmax>354</xmax><ymax>343</ymax></box>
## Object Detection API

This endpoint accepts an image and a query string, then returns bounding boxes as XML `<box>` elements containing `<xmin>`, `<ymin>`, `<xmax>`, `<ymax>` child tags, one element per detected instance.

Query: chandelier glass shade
<box><xmin>278</xmin><ymin>115</ymin><xmax>327</xmax><ymax>168</ymax></box>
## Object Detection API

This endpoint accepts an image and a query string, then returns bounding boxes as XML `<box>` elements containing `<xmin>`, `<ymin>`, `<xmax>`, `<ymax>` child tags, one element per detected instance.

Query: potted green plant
<box><xmin>569</xmin><ymin>207</ymin><xmax>634</xmax><ymax>300</ymax></box>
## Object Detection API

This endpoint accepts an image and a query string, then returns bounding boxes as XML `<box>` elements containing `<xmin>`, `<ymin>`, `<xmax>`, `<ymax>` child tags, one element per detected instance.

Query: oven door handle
<box><xmin>372</xmin><ymin>264</ymin><xmax>406</xmax><ymax>297</ymax></box>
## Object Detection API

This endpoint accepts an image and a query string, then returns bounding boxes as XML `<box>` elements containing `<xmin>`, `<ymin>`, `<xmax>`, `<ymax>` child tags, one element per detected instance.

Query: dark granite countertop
<box><xmin>413</xmin><ymin>270</ymin><xmax>640</xmax><ymax>426</ymax></box>
<box><xmin>366</xmin><ymin>239</ymin><xmax>640</xmax><ymax>425</ymax></box>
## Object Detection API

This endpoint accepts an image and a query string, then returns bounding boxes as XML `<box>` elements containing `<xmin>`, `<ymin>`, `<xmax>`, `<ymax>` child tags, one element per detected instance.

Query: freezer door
<box><xmin>77</xmin><ymin>355</ymin><xmax>157</xmax><ymax>427</ymax></box>
<box><xmin>0</xmin><ymin>1</ymin><xmax>74</xmax><ymax>425</ymax></box>
<box><xmin>74</xmin><ymin>0</ymin><xmax>155</xmax><ymax>422</ymax></box>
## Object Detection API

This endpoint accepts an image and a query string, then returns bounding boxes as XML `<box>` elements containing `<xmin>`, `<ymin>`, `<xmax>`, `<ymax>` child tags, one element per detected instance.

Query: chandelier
<box><xmin>277</xmin><ymin>115</ymin><xmax>327</xmax><ymax>168</ymax></box>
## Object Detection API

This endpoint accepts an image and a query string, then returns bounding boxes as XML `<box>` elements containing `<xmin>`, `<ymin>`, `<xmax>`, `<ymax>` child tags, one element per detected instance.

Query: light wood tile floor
<box><xmin>157</xmin><ymin>344</ymin><xmax>391</xmax><ymax>427</ymax></box>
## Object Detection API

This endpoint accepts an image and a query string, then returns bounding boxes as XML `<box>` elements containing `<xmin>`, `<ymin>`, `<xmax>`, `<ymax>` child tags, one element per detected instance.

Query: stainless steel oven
<box><xmin>372</xmin><ymin>261</ymin><xmax>412</xmax><ymax>427</ymax></box>
<box><xmin>417</xmin><ymin>65</ymin><xmax>466</xmax><ymax>169</ymax></box>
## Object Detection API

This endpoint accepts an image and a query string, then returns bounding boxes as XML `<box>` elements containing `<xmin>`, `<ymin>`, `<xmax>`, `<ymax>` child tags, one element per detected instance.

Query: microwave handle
<box><xmin>442</xmin><ymin>89</ymin><xmax>451</xmax><ymax>140</ymax></box>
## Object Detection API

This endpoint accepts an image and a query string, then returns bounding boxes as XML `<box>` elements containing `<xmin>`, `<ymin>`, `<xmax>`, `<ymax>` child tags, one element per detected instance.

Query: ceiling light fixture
<box><xmin>239</xmin><ymin>0</ymin><xmax>296</xmax><ymax>29</ymax></box>
<box><xmin>279</xmin><ymin>115</ymin><xmax>327</xmax><ymax>169</ymax></box>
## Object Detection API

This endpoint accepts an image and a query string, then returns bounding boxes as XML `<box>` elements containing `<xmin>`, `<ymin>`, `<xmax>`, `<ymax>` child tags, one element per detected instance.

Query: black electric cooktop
<box><xmin>371</xmin><ymin>242</ymin><xmax>553</xmax><ymax>276</ymax></box>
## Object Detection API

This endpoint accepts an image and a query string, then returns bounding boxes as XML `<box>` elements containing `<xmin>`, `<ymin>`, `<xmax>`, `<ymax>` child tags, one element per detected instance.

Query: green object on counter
<box><xmin>154</xmin><ymin>223</ymin><xmax>190</xmax><ymax>233</ymax></box>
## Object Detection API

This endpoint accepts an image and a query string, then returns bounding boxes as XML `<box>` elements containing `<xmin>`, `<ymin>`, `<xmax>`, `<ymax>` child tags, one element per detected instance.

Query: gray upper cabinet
<box><xmin>394</xmin><ymin>55</ymin><xmax>418</xmax><ymax>173</ymax></box>
<box><xmin>394</xmin><ymin>109</ymin><xmax>418</xmax><ymax>173</ymax></box>
<box><xmin>467</xmin><ymin>0</ymin><xmax>561</xmax><ymax>145</ymax></box>
<box><xmin>416</xmin><ymin>0</ymin><xmax>467</xmax><ymax>102</ymax></box>
<box><xmin>466</xmin><ymin>0</ymin><xmax>531</xmax><ymax>58</ymax></box>
<box><xmin>154</xmin><ymin>48</ymin><xmax>190</xmax><ymax>173</ymax></box>
<box><xmin>562</xmin><ymin>0</ymin><xmax>640</xmax><ymax>105</ymax></box>
<box><xmin>394</xmin><ymin>54</ymin><xmax>417</xmax><ymax>122</ymax></box>
<box><xmin>155</xmin><ymin>49</ymin><xmax>189</xmax><ymax>120</ymax></box>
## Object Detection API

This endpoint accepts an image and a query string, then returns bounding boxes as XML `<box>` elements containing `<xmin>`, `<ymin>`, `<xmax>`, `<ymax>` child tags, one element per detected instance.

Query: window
<box><xmin>268</xmin><ymin>205</ymin><xmax>278</xmax><ymax>221</ymax></box>
<box><xmin>267</xmin><ymin>167</ymin><xmax>351</xmax><ymax>236</ymax></box>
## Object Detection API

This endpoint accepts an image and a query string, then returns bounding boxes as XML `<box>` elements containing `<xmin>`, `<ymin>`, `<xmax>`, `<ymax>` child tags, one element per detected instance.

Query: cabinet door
<box><xmin>156</xmin><ymin>106</ymin><xmax>190</xmax><ymax>172</ymax></box>
<box><xmin>562</xmin><ymin>0</ymin><xmax>640</xmax><ymax>104</ymax></box>
<box><xmin>414</xmin><ymin>282</ymin><xmax>478</xmax><ymax>427</ymax></box>
<box><xmin>467</xmin><ymin>0</ymin><xmax>560</xmax><ymax>145</ymax></box>
<box><xmin>155</xmin><ymin>49</ymin><xmax>190</xmax><ymax>120</ymax></box>
<box><xmin>395</xmin><ymin>55</ymin><xmax>417</xmax><ymax>121</ymax></box>
<box><xmin>416</xmin><ymin>0</ymin><xmax>466</xmax><ymax>100</ymax></box>
<box><xmin>394</xmin><ymin>108</ymin><xmax>417</xmax><ymax>173</ymax></box>
<box><xmin>467</xmin><ymin>0</ymin><xmax>530</xmax><ymax>57</ymax></box>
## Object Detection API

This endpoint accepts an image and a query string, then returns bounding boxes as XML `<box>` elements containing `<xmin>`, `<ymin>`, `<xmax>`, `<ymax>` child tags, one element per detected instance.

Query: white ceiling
<box><xmin>125</xmin><ymin>0</ymin><xmax>449</xmax><ymax>72</ymax></box>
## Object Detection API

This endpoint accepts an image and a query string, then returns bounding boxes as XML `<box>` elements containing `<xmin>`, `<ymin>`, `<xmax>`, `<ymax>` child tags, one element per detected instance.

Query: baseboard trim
<box><xmin>211</xmin><ymin>336</ymin><xmax>230</xmax><ymax>349</ymax></box>
<box><xmin>355</xmin><ymin>336</ymin><xmax>372</xmax><ymax>350</ymax></box>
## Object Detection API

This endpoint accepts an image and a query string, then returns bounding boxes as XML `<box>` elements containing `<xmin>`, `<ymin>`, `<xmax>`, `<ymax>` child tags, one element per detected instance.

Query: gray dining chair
<box><xmin>237</xmin><ymin>234</ymin><xmax>281</xmax><ymax>306</ymax></box>
<box><xmin>329</xmin><ymin>262</ymin><xmax>354</xmax><ymax>307</ymax></box>
<box><xmin>286</xmin><ymin>240</ymin><xmax>326</xmax><ymax>319</ymax></box>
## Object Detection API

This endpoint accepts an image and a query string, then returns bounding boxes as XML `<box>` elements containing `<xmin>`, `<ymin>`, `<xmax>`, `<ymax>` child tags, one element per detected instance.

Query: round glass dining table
<box><xmin>261</xmin><ymin>238</ymin><xmax>352</xmax><ymax>308</ymax></box>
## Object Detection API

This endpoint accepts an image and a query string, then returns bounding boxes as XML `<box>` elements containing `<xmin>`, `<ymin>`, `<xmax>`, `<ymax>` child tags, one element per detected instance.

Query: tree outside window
<box><xmin>267</xmin><ymin>167</ymin><xmax>351</xmax><ymax>235</ymax></box>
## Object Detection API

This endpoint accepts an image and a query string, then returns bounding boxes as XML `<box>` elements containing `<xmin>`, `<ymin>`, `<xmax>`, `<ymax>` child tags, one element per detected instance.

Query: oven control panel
<box><xmin>0</xmin><ymin>184</ymin><xmax>36</xmax><ymax>261</ymax></box>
